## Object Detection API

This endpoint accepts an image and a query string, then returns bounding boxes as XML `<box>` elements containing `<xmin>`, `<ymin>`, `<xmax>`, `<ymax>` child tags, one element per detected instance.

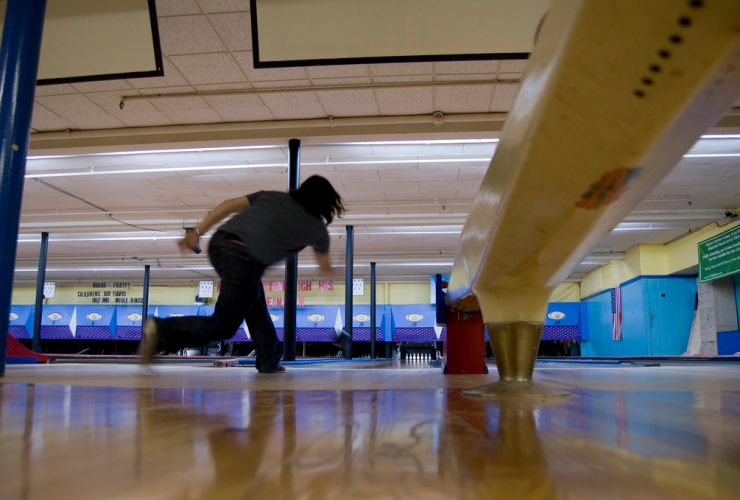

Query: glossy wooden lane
<box><xmin>1</xmin><ymin>362</ymin><xmax>740</xmax><ymax>499</ymax></box>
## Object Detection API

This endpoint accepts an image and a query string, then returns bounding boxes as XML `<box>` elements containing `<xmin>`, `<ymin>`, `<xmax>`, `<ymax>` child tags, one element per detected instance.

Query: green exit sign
<box><xmin>698</xmin><ymin>224</ymin><xmax>740</xmax><ymax>283</ymax></box>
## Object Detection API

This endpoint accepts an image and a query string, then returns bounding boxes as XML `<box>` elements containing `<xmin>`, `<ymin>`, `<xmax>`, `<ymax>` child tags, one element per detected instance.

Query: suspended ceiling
<box><xmin>14</xmin><ymin>0</ymin><xmax>740</xmax><ymax>286</ymax></box>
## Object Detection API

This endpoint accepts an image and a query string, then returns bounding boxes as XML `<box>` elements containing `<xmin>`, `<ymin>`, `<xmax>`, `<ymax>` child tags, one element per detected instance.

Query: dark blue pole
<box><xmin>283</xmin><ymin>139</ymin><xmax>300</xmax><ymax>361</ymax></box>
<box><xmin>344</xmin><ymin>225</ymin><xmax>353</xmax><ymax>360</ymax></box>
<box><xmin>0</xmin><ymin>0</ymin><xmax>48</xmax><ymax>377</ymax></box>
<box><xmin>370</xmin><ymin>262</ymin><xmax>376</xmax><ymax>359</ymax></box>
<box><xmin>31</xmin><ymin>232</ymin><xmax>49</xmax><ymax>353</ymax></box>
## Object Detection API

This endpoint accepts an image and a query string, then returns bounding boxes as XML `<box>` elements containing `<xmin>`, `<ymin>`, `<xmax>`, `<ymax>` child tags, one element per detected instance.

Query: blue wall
<box><xmin>735</xmin><ymin>274</ymin><xmax>740</xmax><ymax>322</ymax></box>
<box><xmin>582</xmin><ymin>276</ymin><xmax>696</xmax><ymax>356</ymax></box>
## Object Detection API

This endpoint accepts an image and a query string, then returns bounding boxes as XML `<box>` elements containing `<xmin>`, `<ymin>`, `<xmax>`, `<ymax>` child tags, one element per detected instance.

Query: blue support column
<box><xmin>370</xmin><ymin>262</ymin><xmax>376</xmax><ymax>359</ymax></box>
<box><xmin>283</xmin><ymin>139</ymin><xmax>301</xmax><ymax>361</ymax></box>
<box><xmin>344</xmin><ymin>225</ymin><xmax>354</xmax><ymax>360</ymax></box>
<box><xmin>0</xmin><ymin>0</ymin><xmax>48</xmax><ymax>377</ymax></box>
<box><xmin>31</xmin><ymin>232</ymin><xmax>49</xmax><ymax>353</ymax></box>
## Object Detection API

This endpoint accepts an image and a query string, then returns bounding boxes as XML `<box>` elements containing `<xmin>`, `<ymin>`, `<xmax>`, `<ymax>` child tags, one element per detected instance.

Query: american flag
<box><xmin>611</xmin><ymin>285</ymin><xmax>622</xmax><ymax>341</ymax></box>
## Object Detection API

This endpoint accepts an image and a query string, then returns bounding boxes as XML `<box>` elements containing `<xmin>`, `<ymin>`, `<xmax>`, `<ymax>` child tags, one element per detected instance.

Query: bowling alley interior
<box><xmin>2</xmin><ymin>0</ymin><xmax>740</xmax><ymax>498</ymax></box>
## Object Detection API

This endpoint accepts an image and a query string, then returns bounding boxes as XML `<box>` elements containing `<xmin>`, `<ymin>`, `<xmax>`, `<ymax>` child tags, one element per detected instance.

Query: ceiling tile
<box><xmin>150</xmin><ymin>95</ymin><xmax>223</xmax><ymax>124</ymax></box>
<box><xmin>259</xmin><ymin>92</ymin><xmax>325</xmax><ymax>119</ymax></box>
<box><xmin>87</xmin><ymin>91</ymin><xmax>175</xmax><ymax>128</ymax></box>
<box><xmin>490</xmin><ymin>83</ymin><xmax>520</xmax><ymax>112</ymax></box>
<box><xmin>375</xmin><ymin>87</ymin><xmax>433</xmax><ymax>115</ymax></box>
<box><xmin>31</xmin><ymin>102</ymin><xmax>76</xmax><ymax>132</ymax></box>
<box><xmin>380</xmin><ymin>168</ymin><xmax>459</xmax><ymax>182</ymax></box>
<box><xmin>209</xmin><ymin>12</ymin><xmax>252</xmax><ymax>51</ymax></box>
<box><xmin>435</xmin><ymin>61</ymin><xmax>501</xmax><ymax>74</ymax></box>
<box><xmin>199</xmin><ymin>185</ymin><xmax>271</xmax><ymax>198</ymax></box>
<box><xmin>170</xmin><ymin>53</ymin><xmax>246</xmax><ymax>85</ymax></box>
<box><xmin>316</xmin><ymin>89</ymin><xmax>378</xmax><ymax>117</ymax></box>
<box><xmin>203</xmin><ymin>93</ymin><xmax>274</xmax><ymax>121</ymax></box>
<box><xmin>147</xmin><ymin>174</ymin><xmax>230</xmax><ymax>189</ymax></box>
<box><xmin>194</xmin><ymin>82</ymin><xmax>253</xmax><ymax>92</ymax></box>
<box><xmin>158</xmin><ymin>16</ymin><xmax>226</xmax><ymax>55</ymax></box>
<box><xmin>196</xmin><ymin>0</ymin><xmax>249</xmax><ymax>13</ymax></box>
<box><xmin>310</xmin><ymin>77</ymin><xmax>372</xmax><ymax>87</ymax></box>
<box><xmin>34</xmin><ymin>84</ymin><xmax>78</xmax><ymax>96</ymax></box>
<box><xmin>156</xmin><ymin>0</ymin><xmax>202</xmax><ymax>15</ymax></box>
<box><xmin>342</xmin><ymin>181</ymin><xmax>418</xmax><ymax>192</ymax></box>
<box><xmin>434</xmin><ymin>85</ymin><xmax>494</xmax><ymax>113</ymax></box>
<box><xmin>372</xmin><ymin>75</ymin><xmax>433</xmax><ymax>84</ymax></box>
<box><xmin>35</xmin><ymin>94</ymin><xmax>125</xmax><ymax>130</ymax></box>
<box><xmin>435</xmin><ymin>74</ymin><xmax>498</xmax><ymax>82</ymax></box>
<box><xmin>128</xmin><ymin>58</ymin><xmax>190</xmax><ymax>88</ymax></box>
<box><xmin>233</xmin><ymin>51</ymin><xmax>308</xmax><ymax>81</ymax></box>
<box><xmin>305</xmin><ymin>65</ymin><xmax>370</xmax><ymax>79</ymax></box>
<box><xmin>420</xmin><ymin>180</ymin><xmax>481</xmax><ymax>191</ymax></box>
<box><xmin>498</xmin><ymin>72</ymin><xmax>524</xmax><ymax>81</ymax></box>
<box><xmin>70</xmin><ymin>80</ymin><xmax>133</xmax><ymax>93</ymax></box>
<box><xmin>252</xmin><ymin>79</ymin><xmax>312</xmax><ymax>89</ymax></box>
<box><xmin>499</xmin><ymin>60</ymin><xmax>528</xmax><ymax>72</ymax></box>
<box><xmin>341</xmin><ymin>191</ymin><xmax>387</xmax><ymax>203</ymax></box>
<box><xmin>370</xmin><ymin>63</ymin><xmax>433</xmax><ymax>76</ymax></box>
<box><xmin>384</xmin><ymin>190</ymin><xmax>456</xmax><ymax>202</ymax></box>
<box><xmin>457</xmin><ymin>167</ymin><xmax>488</xmax><ymax>180</ymax></box>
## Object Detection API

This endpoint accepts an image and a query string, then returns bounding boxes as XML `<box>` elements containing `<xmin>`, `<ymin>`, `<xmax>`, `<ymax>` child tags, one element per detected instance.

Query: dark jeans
<box><xmin>154</xmin><ymin>231</ymin><xmax>283</xmax><ymax>372</ymax></box>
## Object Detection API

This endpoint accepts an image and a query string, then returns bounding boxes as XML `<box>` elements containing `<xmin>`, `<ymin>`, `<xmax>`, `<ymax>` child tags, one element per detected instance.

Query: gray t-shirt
<box><xmin>218</xmin><ymin>191</ymin><xmax>330</xmax><ymax>266</ymax></box>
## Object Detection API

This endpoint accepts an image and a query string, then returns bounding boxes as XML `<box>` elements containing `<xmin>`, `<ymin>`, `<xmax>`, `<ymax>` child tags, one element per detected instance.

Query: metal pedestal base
<box><xmin>464</xmin><ymin>321</ymin><xmax>570</xmax><ymax>400</ymax></box>
<box><xmin>464</xmin><ymin>379</ymin><xmax>571</xmax><ymax>399</ymax></box>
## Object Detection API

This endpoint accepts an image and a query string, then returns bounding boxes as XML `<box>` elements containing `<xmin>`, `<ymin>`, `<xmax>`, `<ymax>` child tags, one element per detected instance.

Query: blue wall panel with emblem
<box><xmin>334</xmin><ymin>305</ymin><xmax>385</xmax><ymax>342</ymax></box>
<box><xmin>40</xmin><ymin>305</ymin><xmax>77</xmax><ymax>339</ymax></box>
<box><xmin>542</xmin><ymin>303</ymin><xmax>582</xmax><ymax>341</ymax></box>
<box><xmin>76</xmin><ymin>305</ymin><xmax>117</xmax><ymax>339</ymax></box>
<box><xmin>115</xmin><ymin>306</ymin><xmax>144</xmax><ymax>340</ymax></box>
<box><xmin>390</xmin><ymin>304</ymin><xmax>439</xmax><ymax>342</ymax></box>
<box><xmin>153</xmin><ymin>305</ymin><xmax>201</xmax><ymax>319</ymax></box>
<box><xmin>9</xmin><ymin>305</ymin><xmax>35</xmax><ymax>339</ymax></box>
<box><xmin>295</xmin><ymin>305</ymin><xmax>338</xmax><ymax>342</ymax></box>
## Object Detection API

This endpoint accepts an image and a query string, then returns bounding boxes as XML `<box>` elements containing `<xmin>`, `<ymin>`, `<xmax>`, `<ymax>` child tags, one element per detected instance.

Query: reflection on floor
<box><xmin>1</xmin><ymin>361</ymin><xmax>740</xmax><ymax>499</ymax></box>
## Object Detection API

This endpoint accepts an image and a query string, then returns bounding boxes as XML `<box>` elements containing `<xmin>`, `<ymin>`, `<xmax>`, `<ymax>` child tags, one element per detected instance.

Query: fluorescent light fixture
<box><xmin>25</xmin><ymin>158</ymin><xmax>490</xmax><ymax>179</ymax></box>
<box><xmin>14</xmin><ymin>267</ymin><xmax>145</xmax><ymax>272</ymax></box>
<box><xmin>683</xmin><ymin>153</ymin><xmax>740</xmax><ymax>158</ymax></box>
<box><xmin>700</xmin><ymin>134</ymin><xmax>740</xmax><ymax>139</ymax></box>
<box><xmin>329</xmin><ymin>231</ymin><xmax>461</xmax><ymax>236</ymax></box>
<box><xmin>338</xmin><ymin>139</ymin><xmax>499</xmax><ymax>145</ymax></box>
<box><xmin>26</xmin><ymin>139</ymin><xmax>500</xmax><ymax>161</ymax></box>
<box><xmin>26</xmin><ymin>144</ymin><xmax>284</xmax><ymax>160</ymax></box>
<box><xmin>17</xmin><ymin>235</ymin><xmax>210</xmax><ymax>243</ymax></box>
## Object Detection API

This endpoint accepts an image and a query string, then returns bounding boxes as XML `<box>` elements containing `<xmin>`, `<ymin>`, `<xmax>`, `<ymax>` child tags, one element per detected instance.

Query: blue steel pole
<box><xmin>31</xmin><ymin>232</ymin><xmax>49</xmax><ymax>353</ymax></box>
<box><xmin>370</xmin><ymin>262</ymin><xmax>376</xmax><ymax>359</ymax></box>
<box><xmin>283</xmin><ymin>139</ymin><xmax>300</xmax><ymax>361</ymax></box>
<box><xmin>0</xmin><ymin>0</ymin><xmax>48</xmax><ymax>377</ymax></box>
<box><xmin>344</xmin><ymin>225</ymin><xmax>353</xmax><ymax>360</ymax></box>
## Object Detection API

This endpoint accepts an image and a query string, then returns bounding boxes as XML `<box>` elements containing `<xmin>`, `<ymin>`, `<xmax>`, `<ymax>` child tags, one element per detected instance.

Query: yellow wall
<box><xmin>550</xmin><ymin>282</ymin><xmax>581</xmax><ymax>302</ymax></box>
<box><xmin>580</xmin><ymin>220</ymin><xmax>740</xmax><ymax>298</ymax></box>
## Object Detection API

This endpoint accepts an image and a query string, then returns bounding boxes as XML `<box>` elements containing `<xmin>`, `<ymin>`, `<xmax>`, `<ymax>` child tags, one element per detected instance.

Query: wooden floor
<box><xmin>2</xmin><ymin>360</ymin><xmax>740</xmax><ymax>499</ymax></box>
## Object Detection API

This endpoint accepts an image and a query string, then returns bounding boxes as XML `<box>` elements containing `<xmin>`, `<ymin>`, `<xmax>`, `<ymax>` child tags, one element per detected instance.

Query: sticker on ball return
<box><xmin>86</xmin><ymin>313</ymin><xmax>102</xmax><ymax>321</ymax></box>
<box><xmin>548</xmin><ymin>311</ymin><xmax>565</xmax><ymax>320</ymax></box>
<box><xmin>127</xmin><ymin>313</ymin><xmax>142</xmax><ymax>321</ymax></box>
<box><xmin>9</xmin><ymin>313</ymin><xmax>18</xmax><ymax>321</ymax></box>
<box><xmin>354</xmin><ymin>314</ymin><xmax>370</xmax><ymax>322</ymax></box>
<box><xmin>270</xmin><ymin>314</ymin><xmax>279</xmax><ymax>322</ymax></box>
<box><xmin>47</xmin><ymin>313</ymin><xmax>62</xmax><ymax>321</ymax></box>
<box><xmin>308</xmin><ymin>313</ymin><xmax>324</xmax><ymax>323</ymax></box>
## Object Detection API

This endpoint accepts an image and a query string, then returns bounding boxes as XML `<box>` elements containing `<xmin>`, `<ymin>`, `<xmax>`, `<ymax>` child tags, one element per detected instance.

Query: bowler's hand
<box><xmin>178</xmin><ymin>228</ymin><xmax>201</xmax><ymax>253</ymax></box>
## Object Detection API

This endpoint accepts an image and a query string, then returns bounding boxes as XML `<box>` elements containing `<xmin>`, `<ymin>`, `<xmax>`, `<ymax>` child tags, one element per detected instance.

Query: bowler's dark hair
<box><xmin>290</xmin><ymin>175</ymin><xmax>345</xmax><ymax>225</ymax></box>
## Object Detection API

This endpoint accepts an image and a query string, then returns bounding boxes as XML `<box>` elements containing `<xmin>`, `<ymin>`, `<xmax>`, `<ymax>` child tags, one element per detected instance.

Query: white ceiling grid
<box><xmin>13</xmin><ymin>1</ymin><xmax>740</xmax><ymax>285</ymax></box>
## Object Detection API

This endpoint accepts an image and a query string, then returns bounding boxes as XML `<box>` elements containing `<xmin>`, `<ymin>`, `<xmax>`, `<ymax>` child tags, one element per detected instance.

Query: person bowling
<box><xmin>138</xmin><ymin>175</ymin><xmax>344</xmax><ymax>373</ymax></box>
